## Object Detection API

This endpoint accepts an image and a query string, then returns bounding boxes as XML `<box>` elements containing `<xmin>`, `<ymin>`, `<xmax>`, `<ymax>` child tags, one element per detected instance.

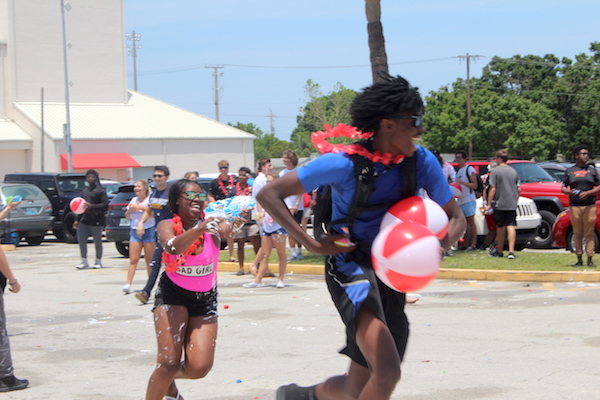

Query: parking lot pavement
<box><xmin>1</xmin><ymin>240</ymin><xmax>599</xmax><ymax>399</ymax></box>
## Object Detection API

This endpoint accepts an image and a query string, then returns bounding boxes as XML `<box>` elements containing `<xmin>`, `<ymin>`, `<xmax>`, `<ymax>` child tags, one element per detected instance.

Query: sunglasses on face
<box><xmin>153</xmin><ymin>174</ymin><xmax>165</xmax><ymax>178</ymax></box>
<box><xmin>180</xmin><ymin>191</ymin><xmax>207</xmax><ymax>201</ymax></box>
<box><xmin>392</xmin><ymin>115</ymin><xmax>423</xmax><ymax>128</ymax></box>
<box><xmin>219</xmin><ymin>166</ymin><xmax>229</xmax><ymax>169</ymax></box>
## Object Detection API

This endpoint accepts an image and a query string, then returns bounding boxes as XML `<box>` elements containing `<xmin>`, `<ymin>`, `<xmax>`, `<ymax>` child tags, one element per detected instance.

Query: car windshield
<box><xmin>509</xmin><ymin>163</ymin><xmax>555</xmax><ymax>183</ymax></box>
<box><xmin>58</xmin><ymin>177</ymin><xmax>87</xmax><ymax>192</ymax></box>
<box><xmin>101</xmin><ymin>182</ymin><xmax>121</xmax><ymax>195</ymax></box>
<box><xmin>2</xmin><ymin>186</ymin><xmax>47</xmax><ymax>200</ymax></box>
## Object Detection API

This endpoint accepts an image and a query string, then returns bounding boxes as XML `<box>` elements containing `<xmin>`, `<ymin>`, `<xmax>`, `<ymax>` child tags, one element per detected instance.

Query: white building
<box><xmin>0</xmin><ymin>0</ymin><xmax>255</xmax><ymax>181</ymax></box>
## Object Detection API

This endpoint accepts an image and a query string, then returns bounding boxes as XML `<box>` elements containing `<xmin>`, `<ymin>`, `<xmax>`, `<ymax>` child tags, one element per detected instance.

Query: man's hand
<box><xmin>307</xmin><ymin>234</ymin><xmax>357</xmax><ymax>256</ymax></box>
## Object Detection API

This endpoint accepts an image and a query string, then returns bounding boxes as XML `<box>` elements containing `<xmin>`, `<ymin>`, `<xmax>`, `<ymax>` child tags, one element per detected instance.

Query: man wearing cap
<box><xmin>74</xmin><ymin>169</ymin><xmax>109</xmax><ymax>269</ymax></box>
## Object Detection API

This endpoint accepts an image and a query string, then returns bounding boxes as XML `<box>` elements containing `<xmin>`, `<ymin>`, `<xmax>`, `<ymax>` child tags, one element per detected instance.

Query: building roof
<box><xmin>0</xmin><ymin>119</ymin><xmax>33</xmax><ymax>142</ymax></box>
<box><xmin>13</xmin><ymin>91</ymin><xmax>256</xmax><ymax>141</ymax></box>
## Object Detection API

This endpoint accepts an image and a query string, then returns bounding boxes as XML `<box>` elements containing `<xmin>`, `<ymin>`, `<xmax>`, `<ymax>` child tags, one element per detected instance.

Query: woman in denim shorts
<box><xmin>123</xmin><ymin>180</ymin><xmax>155</xmax><ymax>294</ymax></box>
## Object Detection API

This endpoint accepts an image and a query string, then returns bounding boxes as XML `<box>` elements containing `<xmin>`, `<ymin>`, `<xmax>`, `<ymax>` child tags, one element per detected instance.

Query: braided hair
<box><xmin>350</xmin><ymin>73</ymin><xmax>424</xmax><ymax>134</ymax></box>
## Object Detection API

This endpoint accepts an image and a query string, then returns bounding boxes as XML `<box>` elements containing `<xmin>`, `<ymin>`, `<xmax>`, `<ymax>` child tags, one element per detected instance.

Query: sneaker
<box><xmin>276</xmin><ymin>383</ymin><xmax>316</xmax><ymax>400</ymax></box>
<box><xmin>276</xmin><ymin>280</ymin><xmax>285</xmax><ymax>288</ymax></box>
<box><xmin>235</xmin><ymin>269</ymin><xmax>245</xmax><ymax>276</ymax></box>
<box><xmin>122</xmin><ymin>284</ymin><xmax>131</xmax><ymax>294</ymax></box>
<box><xmin>243</xmin><ymin>281</ymin><xmax>265</xmax><ymax>288</ymax></box>
<box><xmin>444</xmin><ymin>249</ymin><xmax>454</xmax><ymax>257</ymax></box>
<box><xmin>287</xmin><ymin>255</ymin><xmax>298</xmax><ymax>262</ymax></box>
<box><xmin>296</xmin><ymin>253</ymin><xmax>304</xmax><ymax>260</ymax></box>
<box><xmin>135</xmin><ymin>291</ymin><xmax>149</xmax><ymax>304</ymax></box>
<box><xmin>489</xmin><ymin>248</ymin><xmax>503</xmax><ymax>258</ymax></box>
<box><xmin>0</xmin><ymin>375</ymin><xmax>29</xmax><ymax>392</ymax></box>
<box><xmin>75</xmin><ymin>259</ymin><xmax>89</xmax><ymax>269</ymax></box>
<box><xmin>507</xmin><ymin>252</ymin><xmax>515</xmax><ymax>259</ymax></box>
<box><xmin>93</xmin><ymin>259</ymin><xmax>102</xmax><ymax>269</ymax></box>
<box><xmin>465</xmin><ymin>246</ymin><xmax>476</xmax><ymax>252</ymax></box>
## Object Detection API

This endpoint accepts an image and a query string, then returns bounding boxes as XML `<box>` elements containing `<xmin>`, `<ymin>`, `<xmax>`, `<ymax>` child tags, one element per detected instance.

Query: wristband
<box><xmin>8</xmin><ymin>280</ymin><xmax>17</xmax><ymax>285</ymax></box>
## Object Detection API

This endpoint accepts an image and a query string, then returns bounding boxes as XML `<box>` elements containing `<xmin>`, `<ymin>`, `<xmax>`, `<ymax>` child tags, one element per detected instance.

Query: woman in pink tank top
<box><xmin>143</xmin><ymin>179</ymin><xmax>246</xmax><ymax>400</ymax></box>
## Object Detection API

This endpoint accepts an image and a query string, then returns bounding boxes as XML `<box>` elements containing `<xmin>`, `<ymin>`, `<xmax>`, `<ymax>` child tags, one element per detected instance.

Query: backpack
<box><xmin>468</xmin><ymin>166</ymin><xmax>484</xmax><ymax>199</ymax></box>
<box><xmin>312</xmin><ymin>152</ymin><xmax>417</xmax><ymax>241</ymax></box>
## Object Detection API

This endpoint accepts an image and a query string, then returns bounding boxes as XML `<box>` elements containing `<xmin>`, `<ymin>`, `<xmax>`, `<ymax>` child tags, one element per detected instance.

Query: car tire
<box><xmin>62</xmin><ymin>211</ymin><xmax>78</xmax><ymax>243</ymax></box>
<box><xmin>530</xmin><ymin>210</ymin><xmax>556</xmax><ymax>248</ymax></box>
<box><xmin>115</xmin><ymin>241</ymin><xmax>129</xmax><ymax>257</ymax></box>
<box><xmin>26</xmin><ymin>235</ymin><xmax>45</xmax><ymax>246</ymax></box>
<box><xmin>566</xmin><ymin>230</ymin><xmax>600</xmax><ymax>253</ymax></box>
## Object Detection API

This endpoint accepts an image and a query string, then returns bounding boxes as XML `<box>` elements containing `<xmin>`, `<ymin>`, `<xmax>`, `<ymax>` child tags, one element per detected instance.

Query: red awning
<box><xmin>60</xmin><ymin>153</ymin><xmax>141</xmax><ymax>170</ymax></box>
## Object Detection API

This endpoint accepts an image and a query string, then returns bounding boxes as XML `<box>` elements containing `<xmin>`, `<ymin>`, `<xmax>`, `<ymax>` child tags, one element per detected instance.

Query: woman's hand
<box><xmin>136</xmin><ymin>223</ymin><xmax>145</xmax><ymax>237</ymax></box>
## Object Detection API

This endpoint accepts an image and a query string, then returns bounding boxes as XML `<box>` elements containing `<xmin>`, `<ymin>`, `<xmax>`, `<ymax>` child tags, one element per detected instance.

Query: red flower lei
<box><xmin>162</xmin><ymin>214</ymin><xmax>204</xmax><ymax>273</ymax></box>
<box><xmin>311</xmin><ymin>123</ymin><xmax>406</xmax><ymax>166</ymax></box>
<box><xmin>218</xmin><ymin>175</ymin><xmax>235</xmax><ymax>196</ymax></box>
<box><xmin>235</xmin><ymin>182</ymin><xmax>251</xmax><ymax>196</ymax></box>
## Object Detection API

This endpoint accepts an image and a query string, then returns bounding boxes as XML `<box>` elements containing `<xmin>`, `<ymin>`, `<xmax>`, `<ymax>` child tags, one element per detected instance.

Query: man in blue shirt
<box><xmin>259</xmin><ymin>74</ymin><xmax>465</xmax><ymax>400</ymax></box>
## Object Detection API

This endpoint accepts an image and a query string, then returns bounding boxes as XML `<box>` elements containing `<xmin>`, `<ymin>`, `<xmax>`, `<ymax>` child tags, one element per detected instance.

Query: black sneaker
<box><xmin>276</xmin><ymin>383</ymin><xmax>316</xmax><ymax>400</ymax></box>
<box><xmin>507</xmin><ymin>252</ymin><xmax>515</xmax><ymax>259</ymax></box>
<box><xmin>488</xmin><ymin>247</ymin><xmax>503</xmax><ymax>257</ymax></box>
<box><xmin>0</xmin><ymin>375</ymin><xmax>29</xmax><ymax>392</ymax></box>
<box><xmin>587</xmin><ymin>257</ymin><xmax>596</xmax><ymax>268</ymax></box>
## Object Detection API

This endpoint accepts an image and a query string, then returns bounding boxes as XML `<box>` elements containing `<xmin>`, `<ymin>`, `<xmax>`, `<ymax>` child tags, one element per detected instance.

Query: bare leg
<box><xmin>496</xmin><ymin>226</ymin><xmax>506</xmax><ymax>254</ymax></box>
<box><xmin>143</xmin><ymin>241</ymin><xmax>156</xmax><ymax>276</ymax></box>
<box><xmin>255</xmin><ymin>235</ymin><xmax>274</xmax><ymax>284</ymax></box>
<box><xmin>126</xmin><ymin>241</ymin><xmax>142</xmax><ymax>285</ymax></box>
<box><xmin>272</xmin><ymin>234</ymin><xmax>288</xmax><ymax>280</ymax></box>
<box><xmin>507</xmin><ymin>225</ymin><xmax>516</xmax><ymax>253</ymax></box>
<box><xmin>315</xmin><ymin>307</ymin><xmax>401</xmax><ymax>400</ymax></box>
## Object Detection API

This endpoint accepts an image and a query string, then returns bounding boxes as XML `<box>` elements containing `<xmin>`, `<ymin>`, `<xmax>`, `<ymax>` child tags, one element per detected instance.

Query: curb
<box><xmin>218</xmin><ymin>262</ymin><xmax>600</xmax><ymax>283</ymax></box>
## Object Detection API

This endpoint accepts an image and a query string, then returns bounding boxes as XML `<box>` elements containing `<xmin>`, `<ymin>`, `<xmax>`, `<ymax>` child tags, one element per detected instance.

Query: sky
<box><xmin>124</xmin><ymin>0</ymin><xmax>599</xmax><ymax>141</ymax></box>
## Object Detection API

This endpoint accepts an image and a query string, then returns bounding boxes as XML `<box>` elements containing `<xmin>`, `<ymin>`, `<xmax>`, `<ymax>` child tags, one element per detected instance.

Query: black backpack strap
<box><xmin>401</xmin><ymin>152</ymin><xmax>417</xmax><ymax>199</ymax></box>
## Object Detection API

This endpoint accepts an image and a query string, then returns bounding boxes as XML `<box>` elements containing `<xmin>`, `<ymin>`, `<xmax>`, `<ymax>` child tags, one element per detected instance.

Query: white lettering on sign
<box><xmin>176</xmin><ymin>263</ymin><xmax>214</xmax><ymax>277</ymax></box>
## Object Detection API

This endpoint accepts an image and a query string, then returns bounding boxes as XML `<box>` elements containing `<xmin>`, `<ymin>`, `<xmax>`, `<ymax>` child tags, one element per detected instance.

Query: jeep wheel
<box><xmin>62</xmin><ymin>212</ymin><xmax>78</xmax><ymax>243</ymax></box>
<box><xmin>115</xmin><ymin>241</ymin><xmax>129</xmax><ymax>257</ymax></box>
<box><xmin>26</xmin><ymin>235</ymin><xmax>45</xmax><ymax>246</ymax></box>
<box><xmin>531</xmin><ymin>210</ymin><xmax>556</xmax><ymax>248</ymax></box>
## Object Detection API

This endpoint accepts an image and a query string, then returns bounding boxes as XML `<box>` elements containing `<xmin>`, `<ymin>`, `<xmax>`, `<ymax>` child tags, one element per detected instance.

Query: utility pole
<box><xmin>268</xmin><ymin>109</ymin><xmax>276</xmax><ymax>135</ymax></box>
<box><xmin>126</xmin><ymin>30</ymin><xmax>142</xmax><ymax>91</ymax></box>
<box><xmin>205</xmin><ymin>65</ymin><xmax>223</xmax><ymax>121</ymax></box>
<box><xmin>457</xmin><ymin>53</ymin><xmax>483</xmax><ymax>159</ymax></box>
<box><xmin>60</xmin><ymin>0</ymin><xmax>73</xmax><ymax>172</ymax></box>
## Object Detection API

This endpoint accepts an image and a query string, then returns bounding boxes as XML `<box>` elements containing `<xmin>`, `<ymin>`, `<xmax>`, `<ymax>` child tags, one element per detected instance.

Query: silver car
<box><xmin>0</xmin><ymin>183</ymin><xmax>54</xmax><ymax>245</ymax></box>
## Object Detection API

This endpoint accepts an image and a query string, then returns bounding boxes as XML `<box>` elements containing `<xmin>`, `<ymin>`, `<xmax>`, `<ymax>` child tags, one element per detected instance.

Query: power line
<box><xmin>134</xmin><ymin>57</ymin><xmax>459</xmax><ymax>76</ymax></box>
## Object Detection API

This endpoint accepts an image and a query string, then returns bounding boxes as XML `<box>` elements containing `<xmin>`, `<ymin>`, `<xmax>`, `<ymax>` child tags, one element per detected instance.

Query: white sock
<box><xmin>290</xmin><ymin>248</ymin><xmax>297</xmax><ymax>257</ymax></box>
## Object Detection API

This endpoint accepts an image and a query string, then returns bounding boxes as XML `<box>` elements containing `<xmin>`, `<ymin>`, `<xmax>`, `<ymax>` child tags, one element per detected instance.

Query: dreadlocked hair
<box><xmin>350</xmin><ymin>73</ymin><xmax>424</xmax><ymax>134</ymax></box>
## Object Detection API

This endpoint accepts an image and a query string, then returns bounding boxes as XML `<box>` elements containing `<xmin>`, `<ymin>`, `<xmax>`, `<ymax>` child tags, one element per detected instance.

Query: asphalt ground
<box><xmin>1</xmin><ymin>240</ymin><xmax>599</xmax><ymax>399</ymax></box>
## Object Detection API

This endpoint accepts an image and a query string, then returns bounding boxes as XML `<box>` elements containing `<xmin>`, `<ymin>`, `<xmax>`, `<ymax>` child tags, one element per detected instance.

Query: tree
<box><xmin>365</xmin><ymin>0</ymin><xmax>388</xmax><ymax>83</ymax></box>
<box><xmin>290</xmin><ymin>80</ymin><xmax>357</xmax><ymax>156</ymax></box>
<box><xmin>229</xmin><ymin>122</ymin><xmax>289</xmax><ymax>161</ymax></box>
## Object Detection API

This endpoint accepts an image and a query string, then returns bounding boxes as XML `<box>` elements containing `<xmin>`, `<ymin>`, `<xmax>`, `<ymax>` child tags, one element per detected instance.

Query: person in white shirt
<box><xmin>454</xmin><ymin>150</ymin><xmax>478</xmax><ymax>251</ymax></box>
<box><xmin>279</xmin><ymin>150</ymin><xmax>305</xmax><ymax>261</ymax></box>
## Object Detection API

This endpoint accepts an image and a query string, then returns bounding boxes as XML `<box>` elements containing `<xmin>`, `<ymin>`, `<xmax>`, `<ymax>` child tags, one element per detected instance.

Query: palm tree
<box><xmin>365</xmin><ymin>0</ymin><xmax>389</xmax><ymax>83</ymax></box>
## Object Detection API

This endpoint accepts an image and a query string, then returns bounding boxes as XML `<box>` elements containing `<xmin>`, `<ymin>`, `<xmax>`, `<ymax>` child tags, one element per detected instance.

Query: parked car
<box><xmin>537</xmin><ymin>161</ymin><xmax>574</xmax><ymax>182</ymax></box>
<box><xmin>552</xmin><ymin>201</ymin><xmax>600</xmax><ymax>252</ymax></box>
<box><xmin>104</xmin><ymin>184</ymin><xmax>135</xmax><ymax>257</ymax></box>
<box><xmin>4</xmin><ymin>173</ymin><xmax>88</xmax><ymax>242</ymax></box>
<box><xmin>100</xmin><ymin>179</ymin><xmax>122</xmax><ymax>200</ymax></box>
<box><xmin>0</xmin><ymin>183</ymin><xmax>54</xmax><ymax>245</ymax></box>
<box><xmin>473</xmin><ymin>196</ymin><xmax>542</xmax><ymax>249</ymax></box>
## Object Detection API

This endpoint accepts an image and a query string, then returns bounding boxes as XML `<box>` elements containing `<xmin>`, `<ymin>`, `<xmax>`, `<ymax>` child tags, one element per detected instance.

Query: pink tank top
<box><xmin>166</xmin><ymin>232</ymin><xmax>219</xmax><ymax>292</ymax></box>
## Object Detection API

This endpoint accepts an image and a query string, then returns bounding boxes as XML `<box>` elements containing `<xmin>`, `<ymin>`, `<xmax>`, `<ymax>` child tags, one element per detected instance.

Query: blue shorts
<box><xmin>459</xmin><ymin>201</ymin><xmax>476</xmax><ymax>218</ymax></box>
<box><xmin>262</xmin><ymin>227</ymin><xmax>288</xmax><ymax>237</ymax></box>
<box><xmin>129</xmin><ymin>226</ymin><xmax>156</xmax><ymax>243</ymax></box>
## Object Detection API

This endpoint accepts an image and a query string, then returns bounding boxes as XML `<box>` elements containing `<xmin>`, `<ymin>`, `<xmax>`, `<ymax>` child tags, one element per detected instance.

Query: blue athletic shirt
<box><xmin>297</xmin><ymin>145</ymin><xmax>452</xmax><ymax>246</ymax></box>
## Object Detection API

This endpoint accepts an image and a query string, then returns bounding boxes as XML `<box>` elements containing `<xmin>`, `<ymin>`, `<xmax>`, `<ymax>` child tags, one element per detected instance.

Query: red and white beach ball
<box><xmin>372</xmin><ymin>220</ymin><xmax>441</xmax><ymax>293</ymax></box>
<box><xmin>380</xmin><ymin>196</ymin><xmax>449</xmax><ymax>240</ymax></box>
<box><xmin>69</xmin><ymin>197</ymin><xmax>88</xmax><ymax>214</ymax></box>
<box><xmin>449</xmin><ymin>182</ymin><xmax>462</xmax><ymax>198</ymax></box>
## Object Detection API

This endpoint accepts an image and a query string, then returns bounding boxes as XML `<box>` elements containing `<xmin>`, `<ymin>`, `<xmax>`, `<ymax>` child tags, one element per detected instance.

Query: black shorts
<box><xmin>292</xmin><ymin>210</ymin><xmax>303</xmax><ymax>224</ymax></box>
<box><xmin>325</xmin><ymin>253</ymin><xmax>409</xmax><ymax>368</ymax></box>
<box><xmin>494</xmin><ymin>210</ymin><xmax>517</xmax><ymax>227</ymax></box>
<box><xmin>153</xmin><ymin>273</ymin><xmax>218</xmax><ymax>318</ymax></box>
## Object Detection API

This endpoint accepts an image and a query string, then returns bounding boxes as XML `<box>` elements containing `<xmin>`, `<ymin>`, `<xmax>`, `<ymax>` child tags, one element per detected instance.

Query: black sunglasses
<box><xmin>392</xmin><ymin>115</ymin><xmax>423</xmax><ymax>128</ymax></box>
<box><xmin>153</xmin><ymin>174</ymin><xmax>165</xmax><ymax>178</ymax></box>
<box><xmin>180</xmin><ymin>191</ymin><xmax>207</xmax><ymax>201</ymax></box>
<box><xmin>219</xmin><ymin>166</ymin><xmax>229</xmax><ymax>169</ymax></box>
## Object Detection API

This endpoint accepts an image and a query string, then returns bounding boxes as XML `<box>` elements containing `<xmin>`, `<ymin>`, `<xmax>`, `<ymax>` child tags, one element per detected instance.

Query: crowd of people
<box><xmin>4</xmin><ymin>74</ymin><xmax>596</xmax><ymax>399</ymax></box>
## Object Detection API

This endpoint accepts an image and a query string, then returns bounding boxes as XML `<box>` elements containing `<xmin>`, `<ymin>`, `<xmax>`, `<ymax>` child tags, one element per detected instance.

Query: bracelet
<box><xmin>8</xmin><ymin>280</ymin><xmax>17</xmax><ymax>285</ymax></box>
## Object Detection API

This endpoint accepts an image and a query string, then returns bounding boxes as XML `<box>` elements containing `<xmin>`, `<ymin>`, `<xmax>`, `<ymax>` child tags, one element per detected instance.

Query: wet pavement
<box><xmin>1</xmin><ymin>240</ymin><xmax>599</xmax><ymax>399</ymax></box>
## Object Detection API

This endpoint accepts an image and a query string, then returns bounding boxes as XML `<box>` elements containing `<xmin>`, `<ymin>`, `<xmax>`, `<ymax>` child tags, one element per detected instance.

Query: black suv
<box><xmin>4</xmin><ymin>173</ymin><xmax>88</xmax><ymax>243</ymax></box>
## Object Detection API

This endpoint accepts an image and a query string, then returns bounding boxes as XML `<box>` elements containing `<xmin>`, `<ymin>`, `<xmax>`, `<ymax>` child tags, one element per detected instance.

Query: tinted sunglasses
<box><xmin>153</xmin><ymin>174</ymin><xmax>165</xmax><ymax>178</ymax></box>
<box><xmin>219</xmin><ymin>166</ymin><xmax>229</xmax><ymax>169</ymax></box>
<box><xmin>392</xmin><ymin>115</ymin><xmax>423</xmax><ymax>128</ymax></box>
<box><xmin>180</xmin><ymin>191</ymin><xmax>207</xmax><ymax>201</ymax></box>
